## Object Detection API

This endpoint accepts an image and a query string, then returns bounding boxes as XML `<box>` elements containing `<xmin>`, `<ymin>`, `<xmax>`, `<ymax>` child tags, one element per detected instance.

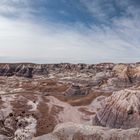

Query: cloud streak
<box><xmin>0</xmin><ymin>0</ymin><xmax>140</xmax><ymax>63</ymax></box>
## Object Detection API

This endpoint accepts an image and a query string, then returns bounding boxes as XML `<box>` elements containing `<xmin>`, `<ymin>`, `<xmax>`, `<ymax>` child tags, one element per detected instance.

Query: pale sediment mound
<box><xmin>94</xmin><ymin>89</ymin><xmax>140</xmax><ymax>129</ymax></box>
<box><xmin>33</xmin><ymin>122</ymin><xmax>140</xmax><ymax>140</ymax></box>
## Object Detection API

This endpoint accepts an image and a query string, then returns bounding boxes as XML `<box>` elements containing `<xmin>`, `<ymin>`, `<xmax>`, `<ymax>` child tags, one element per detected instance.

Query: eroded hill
<box><xmin>0</xmin><ymin>63</ymin><xmax>140</xmax><ymax>140</ymax></box>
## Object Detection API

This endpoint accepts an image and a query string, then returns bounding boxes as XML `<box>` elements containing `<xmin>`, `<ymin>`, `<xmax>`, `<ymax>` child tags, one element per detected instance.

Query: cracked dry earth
<box><xmin>0</xmin><ymin>63</ymin><xmax>140</xmax><ymax>140</ymax></box>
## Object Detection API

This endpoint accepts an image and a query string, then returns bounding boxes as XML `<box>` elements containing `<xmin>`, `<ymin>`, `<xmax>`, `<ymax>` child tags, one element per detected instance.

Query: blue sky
<box><xmin>0</xmin><ymin>0</ymin><xmax>140</xmax><ymax>63</ymax></box>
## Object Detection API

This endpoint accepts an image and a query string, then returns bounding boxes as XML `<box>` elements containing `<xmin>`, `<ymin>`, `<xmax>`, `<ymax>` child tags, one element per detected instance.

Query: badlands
<box><xmin>0</xmin><ymin>63</ymin><xmax>140</xmax><ymax>139</ymax></box>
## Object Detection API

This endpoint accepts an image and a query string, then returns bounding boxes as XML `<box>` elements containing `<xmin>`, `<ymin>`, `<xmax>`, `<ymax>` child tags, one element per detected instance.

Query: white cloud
<box><xmin>0</xmin><ymin>0</ymin><xmax>140</xmax><ymax>63</ymax></box>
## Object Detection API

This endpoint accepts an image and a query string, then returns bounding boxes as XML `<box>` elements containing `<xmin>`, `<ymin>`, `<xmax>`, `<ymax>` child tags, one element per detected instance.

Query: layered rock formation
<box><xmin>64</xmin><ymin>84</ymin><xmax>90</xmax><ymax>96</ymax></box>
<box><xmin>0</xmin><ymin>64</ymin><xmax>48</xmax><ymax>78</ymax></box>
<box><xmin>0</xmin><ymin>63</ymin><xmax>140</xmax><ymax>89</ymax></box>
<box><xmin>0</xmin><ymin>63</ymin><xmax>140</xmax><ymax>139</ymax></box>
<box><xmin>33</xmin><ymin>88</ymin><xmax>140</xmax><ymax>140</ymax></box>
<box><xmin>94</xmin><ymin>89</ymin><xmax>140</xmax><ymax>129</ymax></box>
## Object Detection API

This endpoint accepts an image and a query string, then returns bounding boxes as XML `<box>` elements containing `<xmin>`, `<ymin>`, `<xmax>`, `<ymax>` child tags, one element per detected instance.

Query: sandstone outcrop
<box><xmin>93</xmin><ymin>89</ymin><xmax>140</xmax><ymax>129</ymax></box>
<box><xmin>0</xmin><ymin>63</ymin><xmax>139</xmax><ymax>87</ymax></box>
<box><xmin>15</xmin><ymin>65</ymin><xmax>33</xmax><ymax>78</ymax></box>
<box><xmin>64</xmin><ymin>84</ymin><xmax>90</xmax><ymax>96</ymax></box>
